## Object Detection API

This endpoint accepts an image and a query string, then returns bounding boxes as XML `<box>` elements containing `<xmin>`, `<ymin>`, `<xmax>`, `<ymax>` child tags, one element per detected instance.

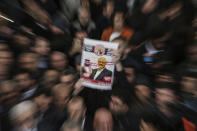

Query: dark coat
<box><xmin>90</xmin><ymin>68</ymin><xmax>112</xmax><ymax>81</ymax></box>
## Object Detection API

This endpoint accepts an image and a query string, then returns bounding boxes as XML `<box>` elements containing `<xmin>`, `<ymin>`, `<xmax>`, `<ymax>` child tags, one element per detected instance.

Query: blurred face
<box><xmin>113</xmin><ymin>12</ymin><xmax>124</xmax><ymax>31</ymax></box>
<box><xmin>44</xmin><ymin>70</ymin><xmax>60</xmax><ymax>81</ymax></box>
<box><xmin>78</xmin><ymin>10</ymin><xmax>89</xmax><ymax>26</ymax></box>
<box><xmin>109</xmin><ymin>96</ymin><xmax>128</xmax><ymax>114</ymax></box>
<box><xmin>152</xmin><ymin>34</ymin><xmax>170</xmax><ymax>49</ymax></box>
<box><xmin>53</xmin><ymin>87</ymin><xmax>70</xmax><ymax>108</ymax></box>
<box><xmin>0</xmin><ymin>44</ymin><xmax>9</xmax><ymax>50</ymax></box>
<box><xmin>60</xmin><ymin>75</ymin><xmax>75</xmax><ymax>86</ymax></box>
<box><xmin>14</xmin><ymin>73</ymin><xmax>33</xmax><ymax>92</ymax></box>
<box><xmin>0</xmin><ymin>64</ymin><xmax>9</xmax><ymax>81</ymax></box>
<box><xmin>105</xmin><ymin>1</ymin><xmax>114</xmax><ymax>17</ymax></box>
<box><xmin>67</xmin><ymin>100</ymin><xmax>85</xmax><ymax>121</ymax></box>
<box><xmin>18</xmin><ymin>54</ymin><xmax>38</xmax><ymax>71</ymax></box>
<box><xmin>94</xmin><ymin>110</ymin><xmax>113</xmax><ymax>131</ymax></box>
<box><xmin>156</xmin><ymin>75</ymin><xmax>175</xmax><ymax>83</ymax></box>
<box><xmin>51</xmin><ymin>54</ymin><xmax>67</xmax><ymax>71</ymax></box>
<box><xmin>85</xmin><ymin>60</ymin><xmax>90</xmax><ymax>66</ymax></box>
<box><xmin>16</xmin><ymin>110</ymin><xmax>36</xmax><ymax>131</ymax></box>
<box><xmin>33</xmin><ymin>39</ymin><xmax>50</xmax><ymax>56</ymax></box>
<box><xmin>181</xmin><ymin>76</ymin><xmax>197</xmax><ymax>95</ymax></box>
<box><xmin>124</xmin><ymin>67</ymin><xmax>135</xmax><ymax>83</ymax></box>
<box><xmin>140</xmin><ymin>120</ymin><xmax>159</xmax><ymax>131</ymax></box>
<box><xmin>0</xmin><ymin>51</ymin><xmax>13</xmax><ymax>65</ymax></box>
<box><xmin>0</xmin><ymin>84</ymin><xmax>19</xmax><ymax>105</ymax></box>
<box><xmin>135</xmin><ymin>85</ymin><xmax>151</xmax><ymax>102</ymax></box>
<box><xmin>98</xmin><ymin>58</ymin><xmax>107</xmax><ymax>70</ymax></box>
<box><xmin>187</xmin><ymin>46</ymin><xmax>197</xmax><ymax>63</ymax></box>
<box><xmin>155</xmin><ymin>88</ymin><xmax>176</xmax><ymax>106</ymax></box>
<box><xmin>13</xmin><ymin>34</ymin><xmax>31</xmax><ymax>47</ymax></box>
<box><xmin>34</xmin><ymin>94</ymin><xmax>51</xmax><ymax>113</ymax></box>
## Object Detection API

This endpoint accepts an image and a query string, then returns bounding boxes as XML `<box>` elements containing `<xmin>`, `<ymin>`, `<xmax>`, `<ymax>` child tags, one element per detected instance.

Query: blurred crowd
<box><xmin>0</xmin><ymin>0</ymin><xmax>197</xmax><ymax>131</ymax></box>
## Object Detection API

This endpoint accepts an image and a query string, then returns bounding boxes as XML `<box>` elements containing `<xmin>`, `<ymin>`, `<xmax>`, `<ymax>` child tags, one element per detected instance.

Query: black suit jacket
<box><xmin>90</xmin><ymin>68</ymin><xmax>112</xmax><ymax>81</ymax></box>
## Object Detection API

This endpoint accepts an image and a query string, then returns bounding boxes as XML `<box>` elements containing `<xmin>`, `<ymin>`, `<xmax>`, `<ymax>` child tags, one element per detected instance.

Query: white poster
<box><xmin>80</xmin><ymin>38</ymin><xmax>118</xmax><ymax>90</ymax></box>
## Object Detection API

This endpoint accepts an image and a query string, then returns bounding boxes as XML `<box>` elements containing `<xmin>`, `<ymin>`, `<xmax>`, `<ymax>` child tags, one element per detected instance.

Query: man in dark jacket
<box><xmin>90</xmin><ymin>57</ymin><xmax>112</xmax><ymax>82</ymax></box>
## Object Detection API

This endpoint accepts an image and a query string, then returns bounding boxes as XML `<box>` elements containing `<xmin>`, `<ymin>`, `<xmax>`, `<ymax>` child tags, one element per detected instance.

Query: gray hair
<box><xmin>61</xmin><ymin>120</ymin><xmax>82</xmax><ymax>131</ymax></box>
<box><xmin>9</xmin><ymin>100</ymin><xmax>37</xmax><ymax>121</ymax></box>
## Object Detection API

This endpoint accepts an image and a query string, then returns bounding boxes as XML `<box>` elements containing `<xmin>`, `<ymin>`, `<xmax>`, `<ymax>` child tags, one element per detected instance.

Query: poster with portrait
<box><xmin>80</xmin><ymin>38</ymin><xmax>118</xmax><ymax>90</ymax></box>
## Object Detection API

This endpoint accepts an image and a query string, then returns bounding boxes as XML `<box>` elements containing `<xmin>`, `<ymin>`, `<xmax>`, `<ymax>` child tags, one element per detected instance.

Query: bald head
<box><xmin>67</xmin><ymin>96</ymin><xmax>86</xmax><ymax>122</ymax></box>
<box><xmin>94</xmin><ymin>108</ymin><xmax>113</xmax><ymax>131</ymax></box>
<box><xmin>52</xmin><ymin>83</ymin><xmax>72</xmax><ymax>109</ymax></box>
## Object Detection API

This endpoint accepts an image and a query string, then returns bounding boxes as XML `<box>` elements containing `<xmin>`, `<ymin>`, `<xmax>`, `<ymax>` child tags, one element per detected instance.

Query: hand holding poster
<box><xmin>80</xmin><ymin>38</ymin><xmax>118</xmax><ymax>90</ymax></box>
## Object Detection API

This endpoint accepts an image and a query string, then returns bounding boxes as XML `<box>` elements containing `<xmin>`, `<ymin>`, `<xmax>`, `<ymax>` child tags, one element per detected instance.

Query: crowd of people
<box><xmin>0</xmin><ymin>0</ymin><xmax>197</xmax><ymax>131</ymax></box>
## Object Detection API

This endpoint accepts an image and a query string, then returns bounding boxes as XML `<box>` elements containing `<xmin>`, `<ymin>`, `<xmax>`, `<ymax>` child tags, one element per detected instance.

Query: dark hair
<box><xmin>111</xmin><ymin>89</ymin><xmax>131</xmax><ymax>106</ymax></box>
<box><xmin>12</xmin><ymin>69</ymin><xmax>34</xmax><ymax>80</ymax></box>
<box><xmin>135</xmin><ymin>74</ymin><xmax>152</xmax><ymax>88</ymax></box>
<box><xmin>149</xmin><ymin>28</ymin><xmax>172</xmax><ymax>41</ymax></box>
<box><xmin>182</xmin><ymin>71</ymin><xmax>197</xmax><ymax>79</ymax></box>
<box><xmin>32</xmin><ymin>88</ymin><xmax>51</xmax><ymax>98</ymax></box>
<box><xmin>61</xmin><ymin>69</ymin><xmax>77</xmax><ymax>77</ymax></box>
<box><xmin>155</xmin><ymin>82</ymin><xmax>179</xmax><ymax>95</ymax></box>
<box><xmin>140</xmin><ymin>107</ymin><xmax>168</xmax><ymax>131</ymax></box>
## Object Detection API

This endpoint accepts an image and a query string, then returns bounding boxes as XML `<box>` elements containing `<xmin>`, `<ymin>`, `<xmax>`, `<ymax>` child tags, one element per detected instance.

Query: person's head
<box><xmin>103</xmin><ymin>0</ymin><xmax>114</xmax><ymax>18</ymax></box>
<box><xmin>112</xmin><ymin>11</ymin><xmax>124</xmax><ymax>31</ymax></box>
<box><xmin>78</xmin><ymin>7</ymin><xmax>90</xmax><ymax>26</ymax></box>
<box><xmin>155</xmin><ymin>67</ymin><xmax>176</xmax><ymax>83</ymax></box>
<box><xmin>140</xmin><ymin>108</ymin><xmax>165</xmax><ymax>131</ymax></box>
<box><xmin>112</xmin><ymin>37</ymin><xmax>127</xmax><ymax>55</ymax></box>
<box><xmin>141</xmin><ymin>0</ymin><xmax>159</xmax><ymax>14</ymax></box>
<box><xmin>123</xmin><ymin>66</ymin><xmax>136</xmax><ymax>83</ymax></box>
<box><xmin>0</xmin><ymin>49</ymin><xmax>13</xmax><ymax>66</ymax></box>
<box><xmin>0</xmin><ymin>43</ymin><xmax>9</xmax><ymax>50</ymax></box>
<box><xmin>181</xmin><ymin>71</ymin><xmax>197</xmax><ymax>95</ymax></box>
<box><xmin>13</xmin><ymin>33</ymin><xmax>32</xmax><ymax>49</ymax></box>
<box><xmin>84</xmin><ymin>59</ymin><xmax>90</xmax><ymax>66</ymax></box>
<box><xmin>52</xmin><ymin>83</ymin><xmax>72</xmax><ymax>110</ymax></box>
<box><xmin>150</xmin><ymin>30</ymin><xmax>171</xmax><ymax>49</ymax></box>
<box><xmin>50</xmin><ymin>51</ymin><xmax>68</xmax><ymax>72</ymax></box>
<box><xmin>186</xmin><ymin>43</ymin><xmax>197</xmax><ymax>64</ymax></box>
<box><xmin>60</xmin><ymin>69</ymin><xmax>77</xmax><ymax>87</ymax></box>
<box><xmin>0</xmin><ymin>80</ymin><xmax>19</xmax><ymax>106</ymax></box>
<box><xmin>135</xmin><ymin>74</ymin><xmax>152</xmax><ymax>102</ymax></box>
<box><xmin>13</xmin><ymin>69</ymin><xmax>35</xmax><ymax>92</ymax></box>
<box><xmin>61</xmin><ymin>120</ymin><xmax>82</xmax><ymax>131</ymax></box>
<box><xmin>18</xmin><ymin>52</ymin><xmax>39</xmax><ymax>72</ymax></box>
<box><xmin>41</xmin><ymin>70</ymin><xmax>60</xmax><ymax>89</ymax></box>
<box><xmin>67</xmin><ymin>96</ymin><xmax>86</xmax><ymax>122</ymax></box>
<box><xmin>32</xmin><ymin>37</ymin><xmax>50</xmax><ymax>56</ymax></box>
<box><xmin>9</xmin><ymin>100</ymin><xmax>38</xmax><ymax>130</ymax></box>
<box><xmin>109</xmin><ymin>89</ymin><xmax>130</xmax><ymax>115</ymax></box>
<box><xmin>43</xmin><ymin>69</ymin><xmax>60</xmax><ymax>82</ymax></box>
<box><xmin>94</xmin><ymin>108</ymin><xmax>113</xmax><ymax>131</ymax></box>
<box><xmin>0</xmin><ymin>64</ymin><xmax>9</xmax><ymax>81</ymax></box>
<box><xmin>155</xmin><ymin>82</ymin><xmax>178</xmax><ymax>107</ymax></box>
<box><xmin>32</xmin><ymin>88</ymin><xmax>52</xmax><ymax>114</ymax></box>
<box><xmin>97</xmin><ymin>57</ymin><xmax>107</xmax><ymax>70</ymax></box>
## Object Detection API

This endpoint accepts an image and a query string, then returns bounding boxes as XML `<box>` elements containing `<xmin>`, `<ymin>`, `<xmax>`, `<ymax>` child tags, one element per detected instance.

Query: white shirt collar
<box><xmin>145</xmin><ymin>42</ymin><xmax>162</xmax><ymax>55</ymax></box>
